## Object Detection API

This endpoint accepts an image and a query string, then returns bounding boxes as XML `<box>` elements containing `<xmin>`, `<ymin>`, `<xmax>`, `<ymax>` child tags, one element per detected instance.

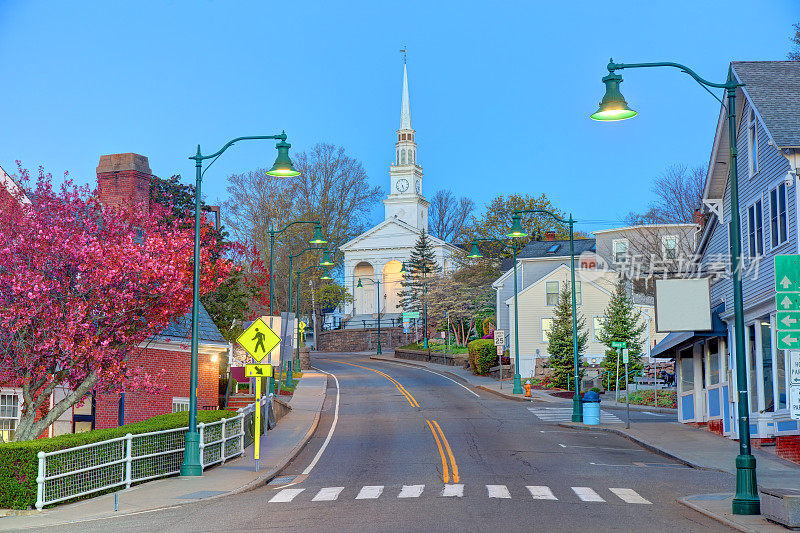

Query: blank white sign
<box><xmin>655</xmin><ymin>278</ymin><xmax>712</xmax><ymax>332</ymax></box>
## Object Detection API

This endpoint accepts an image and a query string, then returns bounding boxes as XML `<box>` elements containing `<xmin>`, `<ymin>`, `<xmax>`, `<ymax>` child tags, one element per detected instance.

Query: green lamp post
<box><xmin>267</xmin><ymin>221</ymin><xmax>327</xmax><ymax>315</ymax></box>
<box><xmin>182</xmin><ymin>132</ymin><xmax>299</xmax><ymax>477</ymax></box>
<box><xmin>591</xmin><ymin>58</ymin><xmax>758</xmax><ymax>515</ymax></box>
<box><xmin>292</xmin><ymin>264</ymin><xmax>331</xmax><ymax>370</ymax></box>
<box><xmin>467</xmin><ymin>237</ymin><xmax>524</xmax><ymax>395</ymax></box>
<box><xmin>356</xmin><ymin>277</ymin><xmax>382</xmax><ymax>354</ymax></box>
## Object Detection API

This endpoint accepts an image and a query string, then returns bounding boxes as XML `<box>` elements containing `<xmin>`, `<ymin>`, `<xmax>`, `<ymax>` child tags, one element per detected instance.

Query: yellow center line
<box><xmin>432</xmin><ymin>420</ymin><xmax>460</xmax><ymax>483</ymax></box>
<box><xmin>426</xmin><ymin>420</ymin><xmax>449</xmax><ymax>483</ymax></box>
<box><xmin>320</xmin><ymin>358</ymin><xmax>420</xmax><ymax>407</ymax></box>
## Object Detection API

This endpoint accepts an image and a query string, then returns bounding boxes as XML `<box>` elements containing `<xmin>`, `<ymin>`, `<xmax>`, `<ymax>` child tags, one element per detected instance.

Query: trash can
<box><xmin>582</xmin><ymin>391</ymin><xmax>601</xmax><ymax>425</ymax></box>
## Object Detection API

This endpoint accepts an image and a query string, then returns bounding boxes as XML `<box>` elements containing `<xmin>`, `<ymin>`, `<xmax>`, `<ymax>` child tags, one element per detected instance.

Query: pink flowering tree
<box><xmin>0</xmin><ymin>167</ymin><xmax>230</xmax><ymax>441</ymax></box>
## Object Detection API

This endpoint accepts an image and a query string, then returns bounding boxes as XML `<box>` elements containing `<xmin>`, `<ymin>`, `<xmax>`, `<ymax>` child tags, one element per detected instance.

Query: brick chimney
<box><xmin>545</xmin><ymin>231</ymin><xmax>556</xmax><ymax>241</ymax></box>
<box><xmin>96</xmin><ymin>153</ymin><xmax>151</xmax><ymax>213</ymax></box>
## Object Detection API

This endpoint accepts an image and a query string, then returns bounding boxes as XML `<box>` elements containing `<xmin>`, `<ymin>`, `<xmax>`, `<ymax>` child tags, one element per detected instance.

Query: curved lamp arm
<box><xmin>191</xmin><ymin>132</ymin><xmax>287</xmax><ymax>178</ymax></box>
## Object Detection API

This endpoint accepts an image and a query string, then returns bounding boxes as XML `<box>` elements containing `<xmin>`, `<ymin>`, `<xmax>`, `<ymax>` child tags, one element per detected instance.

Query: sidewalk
<box><xmin>0</xmin><ymin>372</ymin><xmax>328</xmax><ymax>531</ymax></box>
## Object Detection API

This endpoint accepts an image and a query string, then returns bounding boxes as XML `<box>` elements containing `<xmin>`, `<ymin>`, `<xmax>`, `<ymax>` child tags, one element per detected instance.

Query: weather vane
<box><xmin>400</xmin><ymin>46</ymin><xmax>407</xmax><ymax>64</ymax></box>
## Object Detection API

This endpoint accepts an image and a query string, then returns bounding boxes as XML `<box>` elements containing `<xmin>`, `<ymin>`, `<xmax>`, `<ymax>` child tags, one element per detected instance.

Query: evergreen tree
<box><xmin>547</xmin><ymin>285</ymin><xmax>588</xmax><ymax>389</ymax></box>
<box><xmin>598</xmin><ymin>282</ymin><xmax>647</xmax><ymax>390</ymax></box>
<box><xmin>399</xmin><ymin>231</ymin><xmax>441</xmax><ymax>314</ymax></box>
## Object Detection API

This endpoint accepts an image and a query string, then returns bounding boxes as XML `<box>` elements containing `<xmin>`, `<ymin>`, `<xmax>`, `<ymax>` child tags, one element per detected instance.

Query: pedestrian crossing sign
<box><xmin>237</xmin><ymin>318</ymin><xmax>281</xmax><ymax>362</ymax></box>
<box><xmin>245</xmin><ymin>364</ymin><xmax>274</xmax><ymax>378</ymax></box>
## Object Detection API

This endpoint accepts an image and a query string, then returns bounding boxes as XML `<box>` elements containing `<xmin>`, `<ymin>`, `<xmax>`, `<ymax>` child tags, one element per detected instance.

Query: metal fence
<box><xmin>35</xmin><ymin>396</ymin><xmax>271</xmax><ymax>510</ymax></box>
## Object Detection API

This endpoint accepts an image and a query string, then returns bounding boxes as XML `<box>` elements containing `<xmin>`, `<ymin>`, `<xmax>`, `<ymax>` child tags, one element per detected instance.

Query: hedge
<box><xmin>0</xmin><ymin>409</ymin><xmax>235</xmax><ymax>510</ymax></box>
<box><xmin>468</xmin><ymin>339</ymin><xmax>497</xmax><ymax>375</ymax></box>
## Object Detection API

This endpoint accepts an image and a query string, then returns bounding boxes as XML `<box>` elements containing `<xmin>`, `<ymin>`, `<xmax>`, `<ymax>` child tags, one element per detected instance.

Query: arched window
<box><xmin>409</xmin><ymin>150</ymin><xmax>414</xmax><ymax>164</ymax></box>
<box><xmin>401</xmin><ymin>149</ymin><xmax>406</xmax><ymax>164</ymax></box>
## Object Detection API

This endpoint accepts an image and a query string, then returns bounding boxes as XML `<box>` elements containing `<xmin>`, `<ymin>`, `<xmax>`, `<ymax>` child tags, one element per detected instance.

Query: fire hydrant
<box><xmin>523</xmin><ymin>382</ymin><xmax>532</xmax><ymax>397</ymax></box>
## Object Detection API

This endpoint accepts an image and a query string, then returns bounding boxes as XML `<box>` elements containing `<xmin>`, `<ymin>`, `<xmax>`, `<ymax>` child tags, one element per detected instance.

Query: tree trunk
<box><xmin>13</xmin><ymin>372</ymin><xmax>99</xmax><ymax>441</ymax></box>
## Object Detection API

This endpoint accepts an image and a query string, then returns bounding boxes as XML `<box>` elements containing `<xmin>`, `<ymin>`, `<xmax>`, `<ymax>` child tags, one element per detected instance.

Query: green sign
<box><xmin>403</xmin><ymin>311</ymin><xmax>419</xmax><ymax>319</ymax></box>
<box><xmin>776</xmin><ymin>256</ymin><xmax>800</xmax><ymax>349</ymax></box>
<box><xmin>611</xmin><ymin>341</ymin><xmax>627</xmax><ymax>349</ymax></box>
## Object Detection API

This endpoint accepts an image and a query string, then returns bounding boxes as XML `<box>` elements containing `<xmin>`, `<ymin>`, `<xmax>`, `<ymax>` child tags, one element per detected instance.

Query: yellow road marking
<box><xmin>320</xmin><ymin>359</ymin><xmax>420</xmax><ymax>407</ymax></box>
<box><xmin>426</xmin><ymin>420</ymin><xmax>449</xmax><ymax>483</ymax></box>
<box><xmin>432</xmin><ymin>420</ymin><xmax>460</xmax><ymax>483</ymax></box>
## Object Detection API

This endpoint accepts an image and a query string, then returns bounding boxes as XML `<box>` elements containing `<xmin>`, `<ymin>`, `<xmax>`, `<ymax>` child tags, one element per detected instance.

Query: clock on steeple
<box><xmin>396</xmin><ymin>178</ymin><xmax>409</xmax><ymax>193</ymax></box>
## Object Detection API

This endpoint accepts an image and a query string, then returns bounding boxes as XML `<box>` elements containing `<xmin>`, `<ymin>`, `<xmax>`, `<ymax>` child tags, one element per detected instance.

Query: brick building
<box><xmin>0</xmin><ymin>154</ymin><xmax>227</xmax><ymax>440</ymax></box>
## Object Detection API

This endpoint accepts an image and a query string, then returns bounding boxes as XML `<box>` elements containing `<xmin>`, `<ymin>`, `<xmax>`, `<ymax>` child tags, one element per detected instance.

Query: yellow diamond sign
<box><xmin>237</xmin><ymin>318</ymin><xmax>281</xmax><ymax>362</ymax></box>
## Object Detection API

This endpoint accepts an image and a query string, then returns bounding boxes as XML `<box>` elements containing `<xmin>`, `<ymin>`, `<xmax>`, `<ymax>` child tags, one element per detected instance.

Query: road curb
<box><xmin>677</xmin><ymin>495</ymin><xmax>764</xmax><ymax>533</ymax></box>
<box><xmin>475</xmin><ymin>385</ymin><xmax>531</xmax><ymax>402</ymax></box>
<box><xmin>556</xmin><ymin>422</ymin><xmax>722</xmax><ymax>472</ymax></box>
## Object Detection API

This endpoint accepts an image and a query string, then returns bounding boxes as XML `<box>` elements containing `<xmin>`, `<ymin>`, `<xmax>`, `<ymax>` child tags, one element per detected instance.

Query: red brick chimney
<box><xmin>96</xmin><ymin>153</ymin><xmax>151</xmax><ymax>213</ymax></box>
<box><xmin>545</xmin><ymin>231</ymin><xmax>556</xmax><ymax>241</ymax></box>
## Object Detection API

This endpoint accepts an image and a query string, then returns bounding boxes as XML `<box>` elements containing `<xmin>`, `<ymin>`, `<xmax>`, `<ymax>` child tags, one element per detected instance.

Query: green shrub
<box><xmin>468</xmin><ymin>339</ymin><xmax>497</xmax><ymax>375</ymax></box>
<box><xmin>0</xmin><ymin>409</ymin><xmax>235</xmax><ymax>510</ymax></box>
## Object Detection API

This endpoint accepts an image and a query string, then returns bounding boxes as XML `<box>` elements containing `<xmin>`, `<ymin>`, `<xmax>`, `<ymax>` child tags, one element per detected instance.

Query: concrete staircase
<box><xmin>226</xmin><ymin>394</ymin><xmax>255</xmax><ymax>410</ymax></box>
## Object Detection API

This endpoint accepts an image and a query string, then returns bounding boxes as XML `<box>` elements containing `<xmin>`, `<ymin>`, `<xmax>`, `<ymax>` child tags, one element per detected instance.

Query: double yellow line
<box><xmin>320</xmin><ymin>359</ymin><xmax>420</xmax><ymax>407</ymax></box>
<box><xmin>426</xmin><ymin>419</ymin><xmax>459</xmax><ymax>483</ymax></box>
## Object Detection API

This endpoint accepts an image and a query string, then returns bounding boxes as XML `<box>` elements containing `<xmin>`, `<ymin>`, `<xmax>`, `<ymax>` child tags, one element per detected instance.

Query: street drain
<box><xmin>267</xmin><ymin>475</ymin><xmax>298</xmax><ymax>485</ymax></box>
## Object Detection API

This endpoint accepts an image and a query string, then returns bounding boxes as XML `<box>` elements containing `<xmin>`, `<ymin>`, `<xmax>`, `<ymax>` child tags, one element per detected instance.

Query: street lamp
<box><xmin>293</xmin><ymin>263</ymin><xmax>331</xmax><ymax>372</ymax></box>
<box><xmin>591</xmin><ymin>58</ymin><xmax>758</xmax><ymax>515</ymax></box>
<box><xmin>267</xmin><ymin>221</ymin><xmax>327</xmax><ymax>315</ymax></box>
<box><xmin>356</xmin><ymin>277</ymin><xmax>382</xmax><ymax>354</ymax></box>
<box><xmin>182</xmin><ymin>132</ymin><xmax>299</xmax><ymax>477</ymax></box>
<box><xmin>467</xmin><ymin>237</ymin><xmax>524</xmax><ymax>395</ymax></box>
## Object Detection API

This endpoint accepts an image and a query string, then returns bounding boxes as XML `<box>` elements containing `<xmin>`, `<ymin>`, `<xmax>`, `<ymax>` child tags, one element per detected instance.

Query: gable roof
<box><xmin>160</xmin><ymin>304</ymin><xmax>226</xmax><ymax>344</ymax></box>
<box><xmin>732</xmin><ymin>61</ymin><xmax>800</xmax><ymax>149</ymax></box>
<box><xmin>503</xmin><ymin>264</ymin><xmax>613</xmax><ymax>304</ymax></box>
<box><xmin>0</xmin><ymin>164</ymin><xmax>31</xmax><ymax>205</ymax></box>
<box><xmin>339</xmin><ymin>217</ymin><xmax>461</xmax><ymax>253</ymax></box>
<box><xmin>498</xmin><ymin>238</ymin><xmax>596</xmax><ymax>271</ymax></box>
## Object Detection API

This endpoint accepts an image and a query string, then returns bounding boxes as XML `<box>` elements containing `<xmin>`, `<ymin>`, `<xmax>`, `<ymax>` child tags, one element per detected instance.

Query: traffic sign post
<box><xmin>790</xmin><ymin>352</ymin><xmax>800</xmax><ymax>420</ymax></box>
<box><xmin>236</xmin><ymin>318</ymin><xmax>282</xmax><ymax>472</ymax></box>
<box><xmin>622</xmin><ymin>348</ymin><xmax>630</xmax><ymax>428</ymax></box>
<box><xmin>494</xmin><ymin>330</ymin><xmax>506</xmax><ymax>346</ymax></box>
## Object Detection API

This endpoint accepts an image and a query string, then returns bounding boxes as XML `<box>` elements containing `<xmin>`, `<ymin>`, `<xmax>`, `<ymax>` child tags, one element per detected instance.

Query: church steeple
<box><xmin>400</xmin><ymin>62</ymin><xmax>411</xmax><ymax>130</ymax></box>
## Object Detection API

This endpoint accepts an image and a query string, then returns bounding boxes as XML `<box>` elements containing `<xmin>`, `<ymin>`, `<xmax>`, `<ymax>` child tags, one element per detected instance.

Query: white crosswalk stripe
<box><xmin>269</xmin><ymin>488</ymin><xmax>305</xmax><ymax>503</ymax></box>
<box><xmin>610</xmin><ymin>487</ymin><xmax>651</xmax><ymax>504</ymax></box>
<box><xmin>268</xmin><ymin>484</ymin><xmax>651</xmax><ymax>505</ymax></box>
<box><xmin>486</xmin><ymin>485</ymin><xmax>511</xmax><ymax>499</ymax></box>
<box><xmin>312</xmin><ymin>487</ymin><xmax>344</xmax><ymax>501</ymax></box>
<box><xmin>527</xmin><ymin>485</ymin><xmax>558</xmax><ymax>500</ymax></box>
<box><xmin>398</xmin><ymin>484</ymin><xmax>425</xmax><ymax>498</ymax></box>
<box><xmin>355</xmin><ymin>485</ymin><xmax>384</xmax><ymax>499</ymax></box>
<box><xmin>527</xmin><ymin>407</ymin><xmax>623</xmax><ymax>424</ymax></box>
<box><xmin>441</xmin><ymin>484</ymin><xmax>464</xmax><ymax>497</ymax></box>
<box><xmin>572</xmin><ymin>487</ymin><xmax>605</xmax><ymax>502</ymax></box>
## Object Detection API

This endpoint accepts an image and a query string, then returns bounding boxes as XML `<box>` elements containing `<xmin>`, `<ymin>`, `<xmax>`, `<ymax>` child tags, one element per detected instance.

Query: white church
<box><xmin>340</xmin><ymin>61</ymin><xmax>461</xmax><ymax>324</ymax></box>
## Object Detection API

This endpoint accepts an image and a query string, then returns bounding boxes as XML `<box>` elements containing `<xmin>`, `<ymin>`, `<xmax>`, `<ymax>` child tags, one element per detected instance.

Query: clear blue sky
<box><xmin>1</xmin><ymin>1</ymin><xmax>797</xmax><ymax>234</ymax></box>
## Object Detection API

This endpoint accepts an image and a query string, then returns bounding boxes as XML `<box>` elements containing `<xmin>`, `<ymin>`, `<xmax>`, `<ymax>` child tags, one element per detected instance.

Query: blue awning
<box><xmin>650</xmin><ymin>304</ymin><xmax>727</xmax><ymax>359</ymax></box>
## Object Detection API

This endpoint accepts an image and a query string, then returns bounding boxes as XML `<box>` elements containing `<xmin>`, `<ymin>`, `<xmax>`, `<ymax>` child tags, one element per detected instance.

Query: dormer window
<box><xmin>546</xmin><ymin>244</ymin><xmax>560</xmax><ymax>254</ymax></box>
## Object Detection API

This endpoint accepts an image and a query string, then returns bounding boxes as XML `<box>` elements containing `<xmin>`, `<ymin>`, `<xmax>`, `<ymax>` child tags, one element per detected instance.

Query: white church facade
<box><xmin>340</xmin><ymin>61</ymin><xmax>461</xmax><ymax>321</ymax></box>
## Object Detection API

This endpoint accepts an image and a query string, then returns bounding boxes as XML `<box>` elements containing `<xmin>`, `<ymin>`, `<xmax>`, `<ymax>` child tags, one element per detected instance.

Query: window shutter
<box><xmin>763</xmin><ymin>191</ymin><xmax>770</xmax><ymax>250</ymax></box>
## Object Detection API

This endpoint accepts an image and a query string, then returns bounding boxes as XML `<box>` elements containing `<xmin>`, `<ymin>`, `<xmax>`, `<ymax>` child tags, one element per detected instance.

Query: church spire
<box><xmin>400</xmin><ymin>62</ymin><xmax>411</xmax><ymax>130</ymax></box>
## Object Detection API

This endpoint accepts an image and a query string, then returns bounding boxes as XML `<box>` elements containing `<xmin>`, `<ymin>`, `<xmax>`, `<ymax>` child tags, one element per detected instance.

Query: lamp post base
<box><xmin>377</xmin><ymin>344</ymin><xmax>382</xmax><ymax>355</ymax></box>
<box><xmin>571</xmin><ymin>392</ymin><xmax>583</xmax><ymax>423</ymax></box>
<box><xmin>180</xmin><ymin>432</ymin><xmax>202</xmax><ymax>476</ymax></box>
<box><xmin>512</xmin><ymin>373</ymin><xmax>523</xmax><ymax>395</ymax></box>
<box><xmin>732</xmin><ymin>453</ymin><xmax>760</xmax><ymax>515</ymax></box>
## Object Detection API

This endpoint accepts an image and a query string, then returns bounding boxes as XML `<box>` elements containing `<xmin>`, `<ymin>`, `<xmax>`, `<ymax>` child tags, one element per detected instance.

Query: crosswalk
<box><xmin>527</xmin><ymin>406</ymin><xmax>623</xmax><ymax>424</ymax></box>
<box><xmin>268</xmin><ymin>484</ymin><xmax>651</xmax><ymax>505</ymax></box>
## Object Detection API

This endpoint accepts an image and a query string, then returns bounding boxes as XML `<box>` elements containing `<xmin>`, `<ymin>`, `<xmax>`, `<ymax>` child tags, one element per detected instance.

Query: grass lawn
<box><xmin>617</xmin><ymin>390</ymin><xmax>677</xmax><ymax>409</ymax></box>
<box><xmin>400</xmin><ymin>341</ymin><xmax>469</xmax><ymax>354</ymax></box>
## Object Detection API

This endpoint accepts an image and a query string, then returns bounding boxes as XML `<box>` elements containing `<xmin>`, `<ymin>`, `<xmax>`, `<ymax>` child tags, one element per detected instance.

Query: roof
<box><xmin>161</xmin><ymin>304</ymin><xmax>227</xmax><ymax>344</ymax></box>
<box><xmin>0</xmin><ymin>164</ymin><xmax>31</xmax><ymax>205</ymax></box>
<box><xmin>400</xmin><ymin>63</ymin><xmax>412</xmax><ymax>130</ymax></box>
<box><xmin>339</xmin><ymin>217</ymin><xmax>461</xmax><ymax>254</ymax></box>
<box><xmin>503</xmin><ymin>264</ymin><xmax>613</xmax><ymax>304</ymax></box>
<box><xmin>499</xmin><ymin>238</ymin><xmax>596</xmax><ymax>271</ymax></box>
<box><xmin>592</xmin><ymin>223</ymin><xmax>697</xmax><ymax>235</ymax></box>
<box><xmin>650</xmin><ymin>304</ymin><xmax>726</xmax><ymax>358</ymax></box>
<box><xmin>732</xmin><ymin>61</ymin><xmax>800</xmax><ymax>148</ymax></box>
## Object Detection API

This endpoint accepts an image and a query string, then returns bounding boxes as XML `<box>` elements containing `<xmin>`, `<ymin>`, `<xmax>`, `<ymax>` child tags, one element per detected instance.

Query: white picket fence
<box><xmin>35</xmin><ymin>396</ymin><xmax>270</xmax><ymax>510</ymax></box>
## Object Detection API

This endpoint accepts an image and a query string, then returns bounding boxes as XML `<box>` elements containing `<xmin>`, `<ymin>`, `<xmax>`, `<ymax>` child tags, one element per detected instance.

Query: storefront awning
<box><xmin>650</xmin><ymin>303</ymin><xmax>727</xmax><ymax>359</ymax></box>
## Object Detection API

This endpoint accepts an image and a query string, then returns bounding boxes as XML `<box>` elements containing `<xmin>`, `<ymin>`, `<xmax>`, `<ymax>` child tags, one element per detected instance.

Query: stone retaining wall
<box><xmin>393</xmin><ymin>348</ymin><xmax>469</xmax><ymax>368</ymax></box>
<box><xmin>317</xmin><ymin>327</ymin><xmax>413</xmax><ymax>352</ymax></box>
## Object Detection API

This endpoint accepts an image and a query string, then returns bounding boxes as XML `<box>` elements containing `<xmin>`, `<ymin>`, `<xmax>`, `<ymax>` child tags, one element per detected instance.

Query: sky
<box><xmin>1</xmin><ymin>0</ymin><xmax>798</xmax><ymax>235</ymax></box>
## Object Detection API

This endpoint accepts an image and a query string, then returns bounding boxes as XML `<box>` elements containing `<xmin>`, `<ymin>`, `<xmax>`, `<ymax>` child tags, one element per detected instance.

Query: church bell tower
<box><xmin>384</xmin><ymin>58</ymin><xmax>429</xmax><ymax>231</ymax></box>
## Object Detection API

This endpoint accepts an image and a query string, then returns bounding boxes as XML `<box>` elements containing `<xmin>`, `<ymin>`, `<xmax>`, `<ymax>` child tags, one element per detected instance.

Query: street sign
<box><xmin>245</xmin><ymin>364</ymin><xmax>274</xmax><ymax>378</ymax></box>
<box><xmin>299</xmin><ymin>321</ymin><xmax>307</xmax><ymax>331</ymax></box>
<box><xmin>497</xmin><ymin>345</ymin><xmax>504</xmax><ymax>356</ymax></box>
<box><xmin>789</xmin><ymin>351</ymin><xmax>800</xmax><ymax>386</ymax></box>
<box><xmin>611</xmin><ymin>341</ymin><xmax>627</xmax><ymax>349</ymax></box>
<box><xmin>403</xmin><ymin>311</ymin><xmax>420</xmax><ymax>319</ymax></box>
<box><xmin>622</xmin><ymin>348</ymin><xmax>629</xmax><ymax>364</ymax></box>
<box><xmin>790</xmin><ymin>386</ymin><xmax>800</xmax><ymax>420</ymax></box>
<box><xmin>494</xmin><ymin>330</ymin><xmax>506</xmax><ymax>346</ymax></box>
<box><xmin>440</xmin><ymin>331</ymin><xmax>446</xmax><ymax>339</ymax></box>
<box><xmin>237</xmin><ymin>318</ymin><xmax>281</xmax><ymax>363</ymax></box>
<box><xmin>776</xmin><ymin>256</ymin><xmax>800</xmax><ymax>349</ymax></box>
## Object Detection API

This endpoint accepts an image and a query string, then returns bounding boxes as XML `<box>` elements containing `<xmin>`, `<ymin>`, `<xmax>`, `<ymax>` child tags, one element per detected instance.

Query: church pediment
<box><xmin>340</xmin><ymin>218</ymin><xmax>423</xmax><ymax>251</ymax></box>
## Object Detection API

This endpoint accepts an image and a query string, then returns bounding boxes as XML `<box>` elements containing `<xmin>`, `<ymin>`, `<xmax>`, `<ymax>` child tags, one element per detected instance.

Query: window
<box><xmin>541</xmin><ymin>318</ymin><xmax>554</xmax><ymax>343</ymax></box>
<box><xmin>749</xmin><ymin>109</ymin><xmax>758</xmax><ymax>176</ymax></box>
<box><xmin>708</xmin><ymin>338</ymin><xmax>720</xmax><ymax>386</ymax></box>
<box><xmin>593</xmin><ymin>316</ymin><xmax>605</xmax><ymax>342</ymax></box>
<box><xmin>747</xmin><ymin>201</ymin><xmax>763</xmax><ymax>257</ymax></box>
<box><xmin>613</xmin><ymin>239</ymin><xmax>628</xmax><ymax>262</ymax></box>
<box><xmin>0</xmin><ymin>393</ymin><xmax>20</xmax><ymax>442</ymax></box>
<box><xmin>777</xmin><ymin>342</ymin><xmax>787</xmax><ymax>410</ymax></box>
<box><xmin>401</xmin><ymin>149</ymin><xmax>406</xmax><ymax>164</ymax></box>
<box><xmin>770</xmin><ymin>183</ymin><xmax>788</xmax><ymax>248</ymax></box>
<box><xmin>574</xmin><ymin>281</ymin><xmax>582</xmax><ymax>305</ymax></box>
<box><xmin>172</xmin><ymin>397</ymin><xmax>190</xmax><ymax>413</ymax></box>
<box><xmin>761</xmin><ymin>320</ymin><xmax>774</xmax><ymax>412</ymax></box>
<box><xmin>680</xmin><ymin>348</ymin><xmax>694</xmax><ymax>393</ymax></box>
<box><xmin>546</xmin><ymin>244</ymin><xmax>560</xmax><ymax>254</ymax></box>
<box><xmin>747</xmin><ymin>324</ymin><xmax>758</xmax><ymax>412</ymax></box>
<box><xmin>662</xmin><ymin>235</ymin><xmax>678</xmax><ymax>260</ymax></box>
<box><xmin>546</xmin><ymin>281</ymin><xmax>559</xmax><ymax>306</ymax></box>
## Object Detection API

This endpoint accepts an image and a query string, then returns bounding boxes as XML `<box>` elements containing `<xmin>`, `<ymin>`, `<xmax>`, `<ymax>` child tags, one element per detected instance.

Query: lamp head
<box><xmin>266</xmin><ymin>138</ymin><xmax>301</xmax><ymax>177</ymax></box>
<box><xmin>320</xmin><ymin>268</ymin><xmax>332</xmax><ymax>281</ymax></box>
<box><xmin>319</xmin><ymin>248</ymin><xmax>334</xmax><ymax>267</ymax></box>
<box><xmin>506</xmin><ymin>215</ymin><xmax>529</xmax><ymax>238</ymax></box>
<box><xmin>467</xmin><ymin>240</ymin><xmax>483</xmax><ymax>258</ymax></box>
<box><xmin>356</xmin><ymin>278</ymin><xmax>363</xmax><ymax>288</ymax></box>
<box><xmin>309</xmin><ymin>224</ymin><xmax>327</xmax><ymax>245</ymax></box>
<box><xmin>590</xmin><ymin>70</ymin><xmax>637</xmax><ymax>121</ymax></box>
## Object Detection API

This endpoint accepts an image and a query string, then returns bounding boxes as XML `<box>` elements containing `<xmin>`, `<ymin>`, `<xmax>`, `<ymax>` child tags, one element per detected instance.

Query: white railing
<box><xmin>35</xmin><ymin>396</ymin><xmax>270</xmax><ymax>510</ymax></box>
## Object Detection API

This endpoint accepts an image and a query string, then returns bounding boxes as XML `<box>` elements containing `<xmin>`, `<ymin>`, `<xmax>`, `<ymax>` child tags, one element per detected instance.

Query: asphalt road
<box><xmin>44</xmin><ymin>353</ymin><xmax>732</xmax><ymax>532</ymax></box>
